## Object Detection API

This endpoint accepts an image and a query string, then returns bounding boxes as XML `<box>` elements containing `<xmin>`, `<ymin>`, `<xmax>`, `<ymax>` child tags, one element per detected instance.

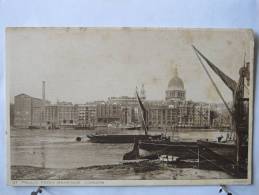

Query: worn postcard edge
<box><xmin>5</xmin><ymin>27</ymin><xmax>255</xmax><ymax>186</ymax></box>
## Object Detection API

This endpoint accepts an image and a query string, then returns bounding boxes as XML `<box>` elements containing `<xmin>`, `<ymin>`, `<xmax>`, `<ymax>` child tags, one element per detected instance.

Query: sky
<box><xmin>6</xmin><ymin>28</ymin><xmax>253</xmax><ymax>104</ymax></box>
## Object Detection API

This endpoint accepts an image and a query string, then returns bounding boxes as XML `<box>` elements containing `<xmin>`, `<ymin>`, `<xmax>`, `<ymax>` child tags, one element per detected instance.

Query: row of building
<box><xmin>12</xmin><ymin>68</ymin><xmax>231</xmax><ymax>129</ymax></box>
<box><xmin>12</xmin><ymin>94</ymin><xmax>142</xmax><ymax>129</ymax></box>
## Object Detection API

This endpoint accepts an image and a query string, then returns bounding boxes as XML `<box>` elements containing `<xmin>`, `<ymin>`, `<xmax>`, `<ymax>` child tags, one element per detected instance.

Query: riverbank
<box><xmin>12</xmin><ymin>160</ymin><xmax>233</xmax><ymax>180</ymax></box>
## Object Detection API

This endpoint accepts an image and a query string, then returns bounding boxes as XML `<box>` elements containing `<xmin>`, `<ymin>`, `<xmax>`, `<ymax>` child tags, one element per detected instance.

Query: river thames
<box><xmin>10</xmin><ymin>128</ymin><xmax>233</xmax><ymax>180</ymax></box>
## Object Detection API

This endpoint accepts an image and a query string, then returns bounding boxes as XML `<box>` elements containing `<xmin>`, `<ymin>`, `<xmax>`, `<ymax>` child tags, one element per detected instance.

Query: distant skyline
<box><xmin>7</xmin><ymin>28</ymin><xmax>252</xmax><ymax>104</ymax></box>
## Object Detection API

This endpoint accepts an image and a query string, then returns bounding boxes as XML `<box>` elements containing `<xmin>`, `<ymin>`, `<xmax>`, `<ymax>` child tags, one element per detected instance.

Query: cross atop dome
<box><xmin>173</xmin><ymin>66</ymin><xmax>178</xmax><ymax>77</ymax></box>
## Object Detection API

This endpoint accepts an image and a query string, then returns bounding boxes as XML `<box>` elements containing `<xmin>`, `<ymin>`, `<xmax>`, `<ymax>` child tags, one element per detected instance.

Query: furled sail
<box><xmin>136</xmin><ymin>90</ymin><xmax>148</xmax><ymax>135</ymax></box>
<box><xmin>192</xmin><ymin>45</ymin><xmax>233</xmax><ymax>115</ymax></box>
<box><xmin>192</xmin><ymin>45</ymin><xmax>237</xmax><ymax>94</ymax></box>
<box><xmin>192</xmin><ymin>45</ymin><xmax>249</xmax><ymax>167</ymax></box>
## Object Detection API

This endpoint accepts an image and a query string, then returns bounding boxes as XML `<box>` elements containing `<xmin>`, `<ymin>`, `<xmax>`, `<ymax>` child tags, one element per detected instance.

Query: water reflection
<box><xmin>11</xmin><ymin>128</ymin><xmax>229</xmax><ymax>169</ymax></box>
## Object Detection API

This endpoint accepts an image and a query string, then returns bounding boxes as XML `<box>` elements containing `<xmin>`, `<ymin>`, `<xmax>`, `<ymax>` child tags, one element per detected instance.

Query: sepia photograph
<box><xmin>6</xmin><ymin>27</ymin><xmax>254</xmax><ymax>185</ymax></box>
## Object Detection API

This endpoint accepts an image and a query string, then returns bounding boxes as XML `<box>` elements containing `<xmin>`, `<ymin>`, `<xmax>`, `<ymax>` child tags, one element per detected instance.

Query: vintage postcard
<box><xmin>6</xmin><ymin>27</ymin><xmax>254</xmax><ymax>186</ymax></box>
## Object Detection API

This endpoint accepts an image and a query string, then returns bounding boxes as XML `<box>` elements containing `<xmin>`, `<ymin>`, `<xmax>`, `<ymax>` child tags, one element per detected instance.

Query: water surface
<box><xmin>11</xmin><ymin>128</ymin><xmax>230</xmax><ymax>169</ymax></box>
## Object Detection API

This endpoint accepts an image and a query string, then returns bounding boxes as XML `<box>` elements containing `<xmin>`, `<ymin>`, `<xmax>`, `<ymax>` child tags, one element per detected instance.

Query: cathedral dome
<box><xmin>165</xmin><ymin>67</ymin><xmax>186</xmax><ymax>102</ymax></box>
<box><xmin>168</xmin><ymin>68</ymin><xmax>184</xmax><ymax>90</ymax></box>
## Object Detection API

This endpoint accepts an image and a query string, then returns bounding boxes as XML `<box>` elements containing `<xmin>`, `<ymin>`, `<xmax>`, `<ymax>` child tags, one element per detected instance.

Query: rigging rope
<box><xmin>193</xmin><ymin>48</ymin><xmax>233</xmax><ymax>116</ymax></box>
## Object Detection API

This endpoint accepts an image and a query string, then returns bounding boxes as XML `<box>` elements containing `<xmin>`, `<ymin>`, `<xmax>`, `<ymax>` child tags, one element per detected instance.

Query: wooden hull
<box><xmin>197</xmin><ymin>140</ymin><xmax>248</xmax><ymax>162</ymax></box>
<box><xmin>123</xmin><ymin>126</ymin><xmax>141</xmax><ymax>130</ymax></box>
<box><xmin>87</xmin><ymin>134</ymin><xmax>162</xmax><ymax>143</ymax></box>
<box><xmin>138</xmin><ymin>140</ymin><xmax>198</xmax><ymax>159</ymax></box>
<box><xmin>197</xmin><ymin>140</ymin><xmax>248</xmax><ymax>178</ymax></box>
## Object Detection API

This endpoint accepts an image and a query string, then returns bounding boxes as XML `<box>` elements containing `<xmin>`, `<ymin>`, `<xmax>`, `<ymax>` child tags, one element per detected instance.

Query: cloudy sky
<box><xmin>6</xmin><ymin>28</ymin><xmax>253</xmax><ymax>104</ymax></box>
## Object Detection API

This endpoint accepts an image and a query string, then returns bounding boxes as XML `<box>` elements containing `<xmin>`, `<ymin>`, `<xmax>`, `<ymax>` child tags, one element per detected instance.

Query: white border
<box><xmin>5</xmin><ymin>27</ymin><xmax>254</xmax><ymax>186</ymax></box>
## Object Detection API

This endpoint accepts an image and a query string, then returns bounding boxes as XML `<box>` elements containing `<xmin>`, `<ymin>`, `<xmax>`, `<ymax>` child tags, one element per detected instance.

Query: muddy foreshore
<box><xmin>12</xmin><ymin>160</ymin><xmax>233</xmax><ymax>180</ymax></box>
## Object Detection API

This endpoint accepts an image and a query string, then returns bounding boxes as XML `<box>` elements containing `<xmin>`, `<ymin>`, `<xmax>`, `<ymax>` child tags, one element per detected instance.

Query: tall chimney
<box><xmin>41</xmin><ymin>81</ymin><xmax>46</xmax><ymax>128</ymax></box>
<box><xmin>42</xmin><ymin>81</ymin><xmax>46</xmax><ymax>101</ymax></box>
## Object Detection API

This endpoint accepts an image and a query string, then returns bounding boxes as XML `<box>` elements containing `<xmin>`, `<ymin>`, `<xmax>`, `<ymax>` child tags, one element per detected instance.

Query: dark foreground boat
<box><xmin>139</xmin><ymin>140</ymin><xmax>198</xmax><ymax>160</ymax></box>
<box><xmin>123</xmin><ymin>139</ymin><xmax>198</xmax><ymax>160</ymax></box>
<box><xmin>197</xmin><ymin>140</ymin><xmax>248</xmax><ymax>164</ymax></box>
<box><xmin>87</xmin><ymin>134</ymin><xmax>162</xmax><ymax>143</ymax></box>
<box><xmin>197</xmin><ymin>139</ymin><xmax>248</xmax><ymax>178</ymax></box>
<box><xmin>139</xmin><ymin>140</ymin><xmax>197</xmax><ymax>154</ymax></box>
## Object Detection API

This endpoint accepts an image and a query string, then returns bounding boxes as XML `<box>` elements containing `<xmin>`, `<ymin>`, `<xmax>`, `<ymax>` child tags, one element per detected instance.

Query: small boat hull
<box><xmin>138</xmin><ymin>140</ymin><xmax>198</xmax><ymax>159</ymax></box>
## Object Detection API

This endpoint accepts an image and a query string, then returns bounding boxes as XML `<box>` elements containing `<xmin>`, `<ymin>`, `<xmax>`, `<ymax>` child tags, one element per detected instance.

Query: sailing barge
<box><xmin>123</xmin><ymin>94</ymin><xmax>198</xmax><ymax>160</ymax></box>
<box><xmin>192</xmin><ymin>46</ymin><xmax>249</xmax><ymax>177</ymax></box>
<box><xmin>84</xmin><ymin>91</ymin><xmax>162</xmax><ymax>144</ymax></box>
<box><xmin>124</xmin><ymin>46</ymin><xmax>250</xmax><ymax>178</ymax></box>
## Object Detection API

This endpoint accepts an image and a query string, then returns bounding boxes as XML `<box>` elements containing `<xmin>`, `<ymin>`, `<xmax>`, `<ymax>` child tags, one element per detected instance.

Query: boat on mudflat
<box><xmin>197</xmin><ymin>139</ymin><xmax>248</xmax><ymax>163</ymax></box>
<box><xmin>123</xmin><ymin>139</ymin><xmax>198</xmax><ymax>160</ymax></box>
<box><xmin>139</xmin><ymin>140</ymin><xmax>197</xmax><ymax>153</ymax></box>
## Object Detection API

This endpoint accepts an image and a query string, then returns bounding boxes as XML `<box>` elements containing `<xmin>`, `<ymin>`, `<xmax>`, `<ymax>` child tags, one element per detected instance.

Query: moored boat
<box><xmin>86</xmin><ymin>134</ymin><xmax>162</xmax><ymax>143</ymax></box>
<box><xmin>123</xmin><ymin>138</ymin><xmax>198</xmax><ymax>160</ymax></box>
<box><xmin>107</xmin><ymin>123</ymin><xmax>142</xmax><ymax>130</ymax></box>
<box><xmin>197</xmin><ymin>139</ymin><xmax>248</xmax><ymax>163</ymax></box>
<box><xmin>82</xmin><ymin>90</ymin><xmax>161</xmax><ymax>144</ymax></box>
